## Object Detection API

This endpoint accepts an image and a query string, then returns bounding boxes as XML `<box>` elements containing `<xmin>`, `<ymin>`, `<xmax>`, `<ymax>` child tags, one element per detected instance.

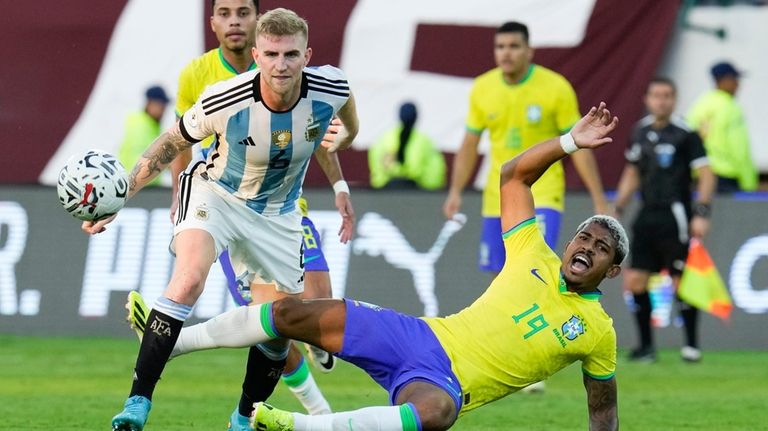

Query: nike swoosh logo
<box><xmin>530</xmin><ymin>268</ymin><xmax>547</xmax><ymax>285</ymax></box>
<box><xmin>321</xmin><ymin>355</ymin><xmax>334</xmax><ymax>369</ymax></box>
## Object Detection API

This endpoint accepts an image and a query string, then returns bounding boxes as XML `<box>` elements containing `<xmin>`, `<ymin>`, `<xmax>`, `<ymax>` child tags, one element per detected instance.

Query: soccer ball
<box><xmin>56</xmin><ymin>149</ymin><xmax>129</xmax><ymax>221</ymax></box>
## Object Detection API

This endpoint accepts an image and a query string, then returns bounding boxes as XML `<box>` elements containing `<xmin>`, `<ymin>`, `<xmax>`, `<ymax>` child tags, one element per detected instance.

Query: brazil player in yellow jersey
<box><xmin>169</xmin><ymin>0</ymin><xmax>258</xmax><ymax>197</ymax></box>
<box><xmin>168</xmin><ymin>103</ymin><xmax>623</xmax><ymax>430</ymax></box>
<box><xmin>443</xmin><ymin>21</ymin><xmax>608</xmax><ymax>271</ymax></box>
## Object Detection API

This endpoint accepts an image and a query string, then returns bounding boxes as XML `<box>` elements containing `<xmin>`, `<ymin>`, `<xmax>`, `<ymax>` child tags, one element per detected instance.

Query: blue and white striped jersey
<box><xmin>179</xmin><ymin>65</ymin><xmax>349</xmax><ymax>216</ymax></box>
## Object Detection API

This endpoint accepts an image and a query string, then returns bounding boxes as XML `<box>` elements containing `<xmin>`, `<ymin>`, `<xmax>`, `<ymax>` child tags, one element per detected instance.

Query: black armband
<box><xmin>692</xmin><ymin>202</ymin><xmax>712</xmax><ymax>218</ymax></box>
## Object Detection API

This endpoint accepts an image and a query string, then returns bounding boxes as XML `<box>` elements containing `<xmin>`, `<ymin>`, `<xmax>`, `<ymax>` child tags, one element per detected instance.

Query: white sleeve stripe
<box><xmin>690</xmin><ymin>156</ymin><xmax>709</xmax><ymax>169</ymax></box>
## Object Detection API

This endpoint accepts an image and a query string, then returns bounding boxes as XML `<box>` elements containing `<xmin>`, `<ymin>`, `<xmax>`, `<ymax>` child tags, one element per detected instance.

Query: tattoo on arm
<box><xmin>128</xmin><ymin>163</ymin><xmax>142</xmax><ymax>193</ymax></box>
<box><xmin>129</xmin><ymin>130</ymin><xmax>190</xmax><ymax>194</ymax></box>
<box><xmin>584</xmin><ymin>375</ymin><xmax>618</xmax><ymax>431</ymax></box>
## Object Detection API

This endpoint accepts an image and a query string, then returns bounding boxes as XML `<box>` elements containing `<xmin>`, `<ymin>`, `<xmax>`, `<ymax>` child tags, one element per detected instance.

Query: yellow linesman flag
<box><xmin>678</xmin><ymin>239</ymin><xmax>733</xmax><ymax>320</ymax></box>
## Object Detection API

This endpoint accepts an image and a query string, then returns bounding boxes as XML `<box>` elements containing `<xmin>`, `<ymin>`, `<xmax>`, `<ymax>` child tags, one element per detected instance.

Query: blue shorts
<box><xmin>337</xmin><ymin>299</ymin><xmax>463</xmax><ymax>415</ymax></box>
<box><xmin>479</xmin><ymin>208</ymin><xmax>561</xmax><ymax>272</ymax></box>
<box><xmin>301</xmin><ymin>217</ymin><xmax>329</xmax><ymax>272</ymax></box>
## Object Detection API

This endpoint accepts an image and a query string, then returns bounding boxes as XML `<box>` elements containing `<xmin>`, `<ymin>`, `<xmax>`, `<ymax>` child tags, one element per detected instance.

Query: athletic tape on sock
<box><xmin>260</xmin><ymin>302</ymin><xmax>280</xmax><ymax>338</ymax></box>
<box><xmin>281</xmin><ymin>356</ymin><xmax>310</xmax><ymax>387</ymax></box>
<box><xmin>400</xmin><ymin>403</ymin><xmax>421</xmax><ymax>431</ymax></box>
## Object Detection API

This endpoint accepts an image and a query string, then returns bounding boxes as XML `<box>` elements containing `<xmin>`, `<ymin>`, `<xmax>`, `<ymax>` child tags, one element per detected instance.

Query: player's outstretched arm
<box><xmin>314</xmin><ymin>144</ymin><xmax>355</xmax><ymax>243</ymax></box>
<box><xmin>583</xmin><ymin>375</ymin><xmax>619</xmax><ymax>431</ymax></box>
<box><xmin>81</xmin><ymin>123</ymin><xmax>192</xmax><ymax>235</ymax></box>
<box><xmin>499</xmin><ymin>103</ymin><xmax>618</xmax><ymax>233</ymax></box>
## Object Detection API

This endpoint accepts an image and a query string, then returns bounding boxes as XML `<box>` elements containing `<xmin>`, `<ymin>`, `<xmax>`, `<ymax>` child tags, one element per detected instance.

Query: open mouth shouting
<box><xmin>569</xmin><ymin>252</ymin><xmax>592</xmax><ymax>275</ymax></box>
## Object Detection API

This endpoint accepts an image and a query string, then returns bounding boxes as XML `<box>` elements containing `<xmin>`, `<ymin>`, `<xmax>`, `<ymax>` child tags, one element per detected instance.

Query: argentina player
<box><xmin>82</xmin><ymin>9</ymin><xmax>359</xmax><ymax>431</ymax></box>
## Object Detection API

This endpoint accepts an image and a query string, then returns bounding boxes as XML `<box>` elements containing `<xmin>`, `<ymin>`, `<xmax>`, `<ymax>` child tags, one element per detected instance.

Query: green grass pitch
<box><xmin>1</xmin><ymin>335</ymin><xmax>765</xmax><ymax>430</ymax></box>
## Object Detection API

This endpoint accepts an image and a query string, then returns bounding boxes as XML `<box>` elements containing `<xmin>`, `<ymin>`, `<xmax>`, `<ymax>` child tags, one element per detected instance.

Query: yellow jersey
<box><xmin>466</xmin><ymin>65</ymin><xmax>580</xmax><ymax>215</ymax></box>
<box><xmin>176</xmin><ymin>48</ymin><xmax>256</xmax><ymax>149</ymax></box>
<box><xmin>298</xmin><ymin>196</ymin><xmax>309</xmax><ymax>217</ymax></box>
<box><xmin>423</xmin><ymin>218</ymin><xmax>616</xmax><ymax>414</ymax></box>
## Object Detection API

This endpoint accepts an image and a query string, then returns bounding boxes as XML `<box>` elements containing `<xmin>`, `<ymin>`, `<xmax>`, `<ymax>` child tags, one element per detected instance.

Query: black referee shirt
<box><xmin>625</xmin><ymin>115</ymin><xmax>708</xmax><ymax>208</ymax></box>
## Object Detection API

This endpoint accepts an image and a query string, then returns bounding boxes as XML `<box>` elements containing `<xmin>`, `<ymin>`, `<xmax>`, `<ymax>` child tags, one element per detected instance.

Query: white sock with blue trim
<box><xmin>153</xmin><ymin>297</ymin><xmax>192</xmax><ymax>322</ymax></box>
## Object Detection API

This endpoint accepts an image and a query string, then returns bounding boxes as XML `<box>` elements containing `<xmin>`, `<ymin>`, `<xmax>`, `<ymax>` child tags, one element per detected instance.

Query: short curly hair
<box><xmin>575</xmin><ymin>215</ymin><xmax>629</xmax><ymax>264</ymax></box>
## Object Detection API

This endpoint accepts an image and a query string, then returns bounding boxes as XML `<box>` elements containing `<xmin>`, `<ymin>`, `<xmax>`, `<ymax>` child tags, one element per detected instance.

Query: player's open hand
<box><xmin>571</xmin><ymin>102</ymin><xmax>619</xmax><ymax>150</ymax></box>
<box><xmin>81</xmin><ymin>213</ymin><xmax>117</xmax><ymax>235</ymax></box>
<box><xmin>322</xmin><ymin>118</ymin><xmax>353</xmax><ymax>153</ymax></box>
<box><xmin>335</xmin><ymin>192</ymin><xmax>355</xmax><ymax>243</ymax></box>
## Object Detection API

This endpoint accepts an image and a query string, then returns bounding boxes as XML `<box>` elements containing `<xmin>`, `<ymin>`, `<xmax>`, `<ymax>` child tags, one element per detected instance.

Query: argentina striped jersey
<box><xmin>179</xmin><ymin>65</ymin><xmax>349</xmax><ymax>215</ymax></box>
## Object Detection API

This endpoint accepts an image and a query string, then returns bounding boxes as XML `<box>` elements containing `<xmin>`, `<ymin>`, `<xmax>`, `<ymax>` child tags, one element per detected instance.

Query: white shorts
<box><xmin>173</xmin><ymin>174</ymin><xmax>304</xmax><ymax>294</ymax></box>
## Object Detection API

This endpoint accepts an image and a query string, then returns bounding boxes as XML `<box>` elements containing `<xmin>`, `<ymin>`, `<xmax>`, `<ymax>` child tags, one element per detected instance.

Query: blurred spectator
<box><xmin>117</xmin><ymin>85</ymin><xmax>170</xmax><ymax>186</ymax></box>
<box><xmin>686</xmin><ymin>61</ymin><xmax>757</xmax><ymax>192</ymax></box>
<box><xmin>613</xmin><ymin>77</ymin><xmax>716</xmax><ymax>363</ymax></box>
<box><xmin>368</xmin><ymin>101</ymin><xmax>446</xmax><ymax>190</ymax></box>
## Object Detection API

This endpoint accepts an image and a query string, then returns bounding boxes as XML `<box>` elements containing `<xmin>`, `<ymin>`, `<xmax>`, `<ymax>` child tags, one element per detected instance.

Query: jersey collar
<box><xmin>252</xmin><ymin>71</ymin><xmax>309</xmax><ymax>113</ymax></box>
<box><xmin>559</xmin><ymin>273</ymin><xmax>603</xmax><ymax>301</ymax></box>
<box><xmin>218</xmin><ymin>48</ymin><xmax>256</xmax><ymax>75</ymax></box>
<box><xmin>501</xmin><ymin>64</ymin><xmax>535</xmax><ymax>87</ymax></box>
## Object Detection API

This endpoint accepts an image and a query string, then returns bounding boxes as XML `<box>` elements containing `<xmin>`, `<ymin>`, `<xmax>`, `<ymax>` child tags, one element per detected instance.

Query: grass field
<box><xmin>1</xmin><ymin>335</ymin><xmax>766</xmax><ymax>430</ymax></box>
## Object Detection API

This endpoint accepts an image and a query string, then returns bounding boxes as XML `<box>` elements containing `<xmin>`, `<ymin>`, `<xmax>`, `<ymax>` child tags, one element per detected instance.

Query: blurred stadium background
<box><xmin>1</xmin><ymin>0</ymin><xmax>767</xmax><ymax>429</ymax></box>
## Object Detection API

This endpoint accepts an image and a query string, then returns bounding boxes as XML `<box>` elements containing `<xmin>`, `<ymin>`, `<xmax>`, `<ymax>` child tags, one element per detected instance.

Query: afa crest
<box><xmin>150</xmin><ymin>316</ymin><xmax>172</xmax><ymax>337</ymax></box>
<box><xmin>305</xmin><ymin>122</ymin><xmax>321</xmax><ymax>142</ymax></box>
<box><xmin>272</xmin><ymin>130</ymin><xmax>292</xmax><ymax>149</ymax></box>
<box><xmin>194</xmin><ymin>204</ymin><xmax>209</xmax><ymax>221</ymax></box>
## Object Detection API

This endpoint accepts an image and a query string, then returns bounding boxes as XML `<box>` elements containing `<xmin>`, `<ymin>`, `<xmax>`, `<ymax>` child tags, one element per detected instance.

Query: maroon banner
<box><xmin>1</xmin><ymin>0</ymin><xmax>679</xmax><ymax>188</ymax></box>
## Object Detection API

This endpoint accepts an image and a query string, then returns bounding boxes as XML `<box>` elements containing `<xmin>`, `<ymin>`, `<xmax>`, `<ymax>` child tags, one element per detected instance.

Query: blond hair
<box><xmin>256</xmin><ymin>8</ymin><xmax>308</xmax><ymax>40</ymax></box>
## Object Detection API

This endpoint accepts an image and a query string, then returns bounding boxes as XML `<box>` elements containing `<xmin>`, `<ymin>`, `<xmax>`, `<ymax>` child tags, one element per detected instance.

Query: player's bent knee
<box><xmin>166</xmin><ymin>272</ymin><xmax>207</xmax><ymax>302</ymax></box>
<box><xmin>414</xmin><ymin>397</ymin><xmax>457</xmax><ymax>431</ymax></box>
<box><xmin>271</xmin><ymin>296</ymin><xmax>305</xmax><ymax>331</ymax></box>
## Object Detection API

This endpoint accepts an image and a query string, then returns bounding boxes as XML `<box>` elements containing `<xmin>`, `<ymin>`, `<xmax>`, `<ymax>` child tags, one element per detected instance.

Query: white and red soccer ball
<box><xmin>56</xmin><ymin>150</ymin><xmax>128</xmax><ymax>221</ymax></box>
